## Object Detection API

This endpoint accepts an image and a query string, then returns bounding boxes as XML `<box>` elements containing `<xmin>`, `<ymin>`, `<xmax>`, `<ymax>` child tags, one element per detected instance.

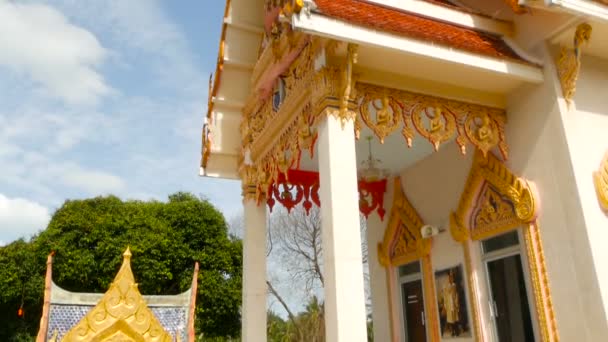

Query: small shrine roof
<box><xmin>37</xmin><ymin>248</ymin><xmax>199</xmax><ymax>342</ymax></box>
<box><xmin>313</xmin><ymin>0</ymin><xmax>533</xmax><ymax>65</ymax></box>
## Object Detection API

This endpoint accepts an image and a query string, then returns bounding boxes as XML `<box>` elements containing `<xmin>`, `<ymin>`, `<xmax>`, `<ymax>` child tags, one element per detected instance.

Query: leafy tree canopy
<box><xmin>0</xmin><ymin>192</ymin><xmax>242</xmax><ymax>341</ymax></box>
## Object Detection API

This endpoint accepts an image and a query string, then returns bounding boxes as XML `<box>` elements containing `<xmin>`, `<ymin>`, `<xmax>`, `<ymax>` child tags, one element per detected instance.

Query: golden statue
<box><xmin>429</xmin><ymin>106</ymin><xmax>445</xmax><ymax>133</ymax></box>
<box><xmin>476</xmin><ymin>115</ymin><xmax>493</xmax><ymax>142</ymax></box>
<box><xmin>376</xmin><ymin>96</ymin><xmax>392</xmax><ymax>126</ymax></box>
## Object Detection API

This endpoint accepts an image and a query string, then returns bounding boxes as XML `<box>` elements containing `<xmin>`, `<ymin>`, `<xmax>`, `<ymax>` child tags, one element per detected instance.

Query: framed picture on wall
<box><xmin>435</xmin><ymin>265</ymin><xmax>472</xmax><ymax>338</ymax></box>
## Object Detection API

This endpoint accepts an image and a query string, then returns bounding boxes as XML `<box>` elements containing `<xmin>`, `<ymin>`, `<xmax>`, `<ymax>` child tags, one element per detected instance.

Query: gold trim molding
<box><xmin>61</xmin><ymin>248</ymin><xmax>174</xmax><ymax>342</ymax></box>
<box><xmin>594</xmin><ymin>151</ymin><xmax>608</xmax><ymax>212</ymax></box>
<box><xmin>379</xmin><ymin>177</ymin><xmax>440</xmax><ymax>341</ymax></box>
<box><xmin>557</xmin><ymin>23</ymin><xmax>592</xmax><ymax>106</ymax></box>
<box><xmin>421</xmin><ymin>255</ymin><xmax>441</xmax><ymax>342</ymax></box>
<box><xmin>450</xmin><ymin>151</ymin><xmax>558</xmax><ymax>342</ymax></box>
<box><xmin>378</xmin><ymin>177</ymin><xmax>431</xmax><ymax>267</ymax></box>
<box><xmin>461</xmin><ymin>241</ymin><xmax>483</xmax><ymax>341</ymax></box>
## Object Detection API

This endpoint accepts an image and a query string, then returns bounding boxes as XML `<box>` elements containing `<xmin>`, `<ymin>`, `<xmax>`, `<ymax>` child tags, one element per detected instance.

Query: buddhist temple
<box><xmin>200</xmin><ymin>0</ymin><xmax>608</xmax><ymax>341</ymax></box>
<box><xmin>36</xmin><ymin>248</ymin><xmax>198</xmax><ymax>342</ymax></box>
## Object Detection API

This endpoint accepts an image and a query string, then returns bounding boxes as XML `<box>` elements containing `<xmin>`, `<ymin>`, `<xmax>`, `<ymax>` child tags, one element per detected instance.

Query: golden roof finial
<box><xmin>123</xmin><ymin>246</ymin><xmax>132</xmax><ymax>259</ymax></box>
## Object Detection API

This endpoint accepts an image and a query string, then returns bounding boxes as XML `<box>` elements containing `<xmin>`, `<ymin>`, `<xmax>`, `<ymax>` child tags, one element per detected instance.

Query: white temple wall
<box><xmin>399</xmin><ymin>147</ymin><xmax>483</xmax><ymax>342</ymax></box>
<box><xmin>503</xmin><ymin>46</ymin><xmax>608</xmax><ymax>341</ymax></box>
<box><xmin>568</xmin><ymin>53</ymin><xmax>608</xmax><ymax>318</ymax></box>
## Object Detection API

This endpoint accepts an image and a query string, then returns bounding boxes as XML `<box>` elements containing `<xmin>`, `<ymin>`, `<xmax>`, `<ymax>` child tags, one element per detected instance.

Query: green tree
<box><xmin>0</xmin><ymin>192</ymin><xmax>242</xmax><ymax>341</ymax></box>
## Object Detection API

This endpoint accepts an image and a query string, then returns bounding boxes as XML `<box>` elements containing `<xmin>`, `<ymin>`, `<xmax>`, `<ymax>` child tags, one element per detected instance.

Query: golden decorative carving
<box><xmin>359</xmin><ymin>94</ymin><xmax>402</xmax><ymax>144</ymax></box>
<box><xmin>465</xmin><ymin>113</ymin><xmax>500</xmax><ymax>158</ymax></box>
<box><xmin>473</xmin><ymin>185</ymin><xmax>521</xmax><ymax>236</ymax></box>
<box><xmin>241</xmin><ymin>166</ymin><xmax>262</xmax><ymax>202</ymax></box>
<box><xmin>378</xmin><ymin>177</ymin><xmax>430</xmax><ymax>267</ymax></box>
<box><xmin>242</xmin><ymin>40</ymin><xmax>320</xmax><ymax>195</ymax></box>
<box><xmin>451</xmin><ymin>151</ymin><xmax>537</xmax><ymax>242</ymax></box>
<box><xmin>356</xmin><ymin>83</ymin><xmax>508</xmax><ymax>158</ymax></box>
<box><xmin>335</xmin><ymin>43</ymin><xmax>359</xmax><ymax>128</ymax></box>
<box><xmin>452</xmin><ymin>151</ymin><xmax>558</xmax><ymax>341</ymax></box>
<box><xmin>240</xmin><ymin>42</ymin><xmax>511</xmax><ymax>204</ymax></box>
<box><xmin>422</xmin><ymin>256</ymin><xmax>441</xmax><ymax>342</ymax></box>
<box><xmin>297</xmin><ymin>104</ymin><xmax>317</xmax><ymax>157</ymax></box>
<box><xmin>412</xmin><ymin>103</ymin><xmax>456</xmax><ymax>151</ymax></box>
<box><xmin>594</xmin><ymin>151</ymin><xmax>608</xmax><ymax>212</ymax></box>
<box><xmin>62</xmin><ymin>248</ymin><xmax>173</xmax><ymax>342</ymax></box>
<box><xmin>524</xmin><ymin>222</ymin><xmax>559</xmax><ymax>342</ymax></box>
<box><xmin>557</xmin><ymin>23</ymin><xmax>592</xmax><ymax>105</ymax></box>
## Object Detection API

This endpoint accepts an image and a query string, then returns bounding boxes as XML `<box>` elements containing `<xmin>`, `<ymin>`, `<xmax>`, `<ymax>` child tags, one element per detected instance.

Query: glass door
<box><xmin>483</xmin><ymin>231</ymin><xmax>535</xmax><ymax>342</ymax></box>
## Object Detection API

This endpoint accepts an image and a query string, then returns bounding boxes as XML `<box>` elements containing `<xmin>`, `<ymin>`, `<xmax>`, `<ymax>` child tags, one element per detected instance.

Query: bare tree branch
<box><xmin>267</xmin><ymin>280</ymin><xmax>302</xmax><ymax>338</ymax></box>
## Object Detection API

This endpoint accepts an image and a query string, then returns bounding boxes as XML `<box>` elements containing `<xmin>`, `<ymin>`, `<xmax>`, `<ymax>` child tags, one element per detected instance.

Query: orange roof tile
<box><xmin>314</xmin><ymin>0</ymin><xmax>531</xmax><ymax>64</ymax></box>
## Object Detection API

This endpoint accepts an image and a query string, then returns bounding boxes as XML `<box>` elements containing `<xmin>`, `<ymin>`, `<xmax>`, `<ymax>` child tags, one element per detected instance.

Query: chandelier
<box><xmin>358</xmin><ymin>136</ymin><xmax>389</xmax><ymax>182</ymax></box>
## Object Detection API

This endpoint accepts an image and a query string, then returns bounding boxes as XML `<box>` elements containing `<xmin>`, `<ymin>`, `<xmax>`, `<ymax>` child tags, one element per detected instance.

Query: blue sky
<box><xmin>0</xmin><ymin>0</ymin><xmax>243</xmax><ymax>245</ymax></box>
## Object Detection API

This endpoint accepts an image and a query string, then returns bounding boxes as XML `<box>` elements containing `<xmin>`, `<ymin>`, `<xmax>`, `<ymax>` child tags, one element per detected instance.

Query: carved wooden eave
<box><xmin>378</xmin><ymin>177</ymin><xmax>430</xmax><ymax>267</ymax></box>
<box><xmin>594</xmin><ymin>151</ymin><xmax>608</xmax><ymax>213</ymax></box>
<box><xmin>59</xmin><ymin>248</ymin><xmax>175</xmax><ymax>342</ymax></box>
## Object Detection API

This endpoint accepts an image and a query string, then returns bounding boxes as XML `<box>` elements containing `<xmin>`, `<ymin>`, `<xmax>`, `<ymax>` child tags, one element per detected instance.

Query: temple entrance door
<box><xmin>482</xmin><ymin>231</ymin><xmax>535</xmax><ymax>342</ymax></box>
<box><xmin>402</xmin><ymin>279</ymin><xmax>427</xmax><ymax>342</ymax></box>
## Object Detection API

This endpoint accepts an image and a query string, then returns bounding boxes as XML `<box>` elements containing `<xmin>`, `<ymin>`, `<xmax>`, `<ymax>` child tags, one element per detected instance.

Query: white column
<box><xmin>242</xmin><ymin>198</ymin><xmax>267</xmax><ymax>342</ymax></box>
<box><xmin>365</xmin><ymin>179</ymin><xmax>394</xmax><ymax>342</ymax></box>
<box><xmin>318</xmin><ymin>114</ymin><xmax>368</xmax><ymax>341</ymax></box>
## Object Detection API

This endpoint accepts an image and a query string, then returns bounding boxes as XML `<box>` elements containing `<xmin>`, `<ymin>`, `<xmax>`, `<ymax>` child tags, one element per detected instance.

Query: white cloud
<box><xmin>0</xmin><ymin>194</ymin><xmax>50</xmax><ymax>244</ymax></box>
<box><xmin>60</xmin><ymin>166</ymin><xmax>126</xmax><ymax>194</ymax></box>
<box><xmin>0</xmin><ymin>1</ymin><xmax>111</xmax><ymax>105</ymax></box>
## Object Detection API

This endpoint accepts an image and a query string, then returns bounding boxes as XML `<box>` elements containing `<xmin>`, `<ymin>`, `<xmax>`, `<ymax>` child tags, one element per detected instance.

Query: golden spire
<box><xmin>61</xmin><ymin>248</ymin><xmax>173</xmax><ymax>342</ymax></box>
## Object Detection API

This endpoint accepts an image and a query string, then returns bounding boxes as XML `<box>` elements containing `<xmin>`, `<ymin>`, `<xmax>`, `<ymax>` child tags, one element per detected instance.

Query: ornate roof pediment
<box><xmin>39</xmin><ymin>248</ymin><xmax>197</xmax><ymax>342</ymax></box>
<box><xmin>56</xmin><ymin>248</ymin><xmax>174</xmax><ymax>342</ymax></box>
